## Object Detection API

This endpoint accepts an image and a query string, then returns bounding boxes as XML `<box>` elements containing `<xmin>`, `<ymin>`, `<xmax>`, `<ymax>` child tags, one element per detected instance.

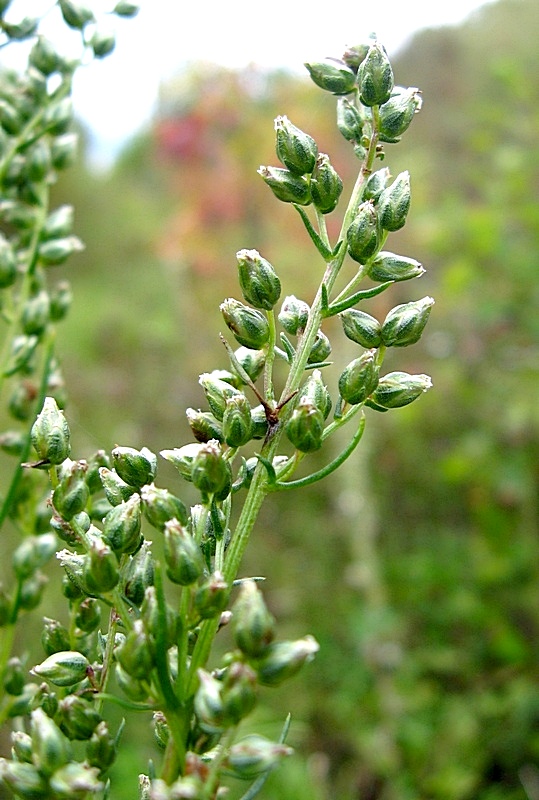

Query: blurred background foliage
<box><xmin>3</xmin><ymin>0</ymin><xmax>538</xmax><ymax>797</ymax></box>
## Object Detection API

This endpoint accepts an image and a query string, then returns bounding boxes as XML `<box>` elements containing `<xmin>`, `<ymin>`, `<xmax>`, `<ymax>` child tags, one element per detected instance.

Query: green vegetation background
<box><xmin>4</xmin><ymin>0</ymin><xmax>539</xmax><ymax>797</ymax></box>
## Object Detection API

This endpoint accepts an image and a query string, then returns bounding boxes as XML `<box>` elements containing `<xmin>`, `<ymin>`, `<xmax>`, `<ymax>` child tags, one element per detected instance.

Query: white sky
<box><xmin>5</xmin><ymin>0</ymin><xmax>497</xmax><ymax>163</ymax></box>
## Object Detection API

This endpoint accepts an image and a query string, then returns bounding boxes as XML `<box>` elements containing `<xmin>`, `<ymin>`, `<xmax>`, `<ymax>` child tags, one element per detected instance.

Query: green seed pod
<box><xmin>233</xmin><ymin>580</ymin><xmax>275</xmax><ymax>658</ymax></box>
<box><xmin>32</xmin><ymin>650</ymin><xmax>89</xmax><ymax>687</ymax></box>
<box><xmin>41</xmin><ymin>618</ymin><xmax>71</xmax><ymax>656</ymax></box>
<box><xmin>199</xmin><ymin>372</ymin><xmax>243</xmax><ymax>420</ymax></box>
<box><xmin>255</xmin><ymin>635</ymin><xmax>319</xmax><ymax>687</ymax></box>
<box><xmin>29</xmin><ymin>36</ymin><xmax>59</xmax><ymax>75</ymax></box>
<box><xmin>223</xmin><ymin>394</ymin><xmax>253</xmax><ymax>447</ymax></box>
<box><xmin>274</xmin><ymin>115</ymin><xmax>318</xmax><ymax>176</ymax></box>
<box><xmin>257</xmin><ymin>165</ymin><xmax>311</xmax><ymax>205</ymax></box>
<box><xmin>86</xmin><ymin>721</ymin><xmax>117</xmax><ymax>772</ymax></box>
<box><xmin>338</xmin><ymin>349</ymin><xmax>379</xmax><ymax>405</ymax></box>
<box><xmin>38</xmin><ymin>235</ymin><xmax>83</xmax><ymax>266</ymax></box>
<box><xmin>31</xmin><ymin>397</ymin><xmax>70</xmax><ymax>464</ymax></box>
<box><xmin>0</xmin><ymin>99</ymin><xmax>23</xmax><ymax>135</ymax></box>
<box><xmin>297</xmin><ymin>369</ymin><xmax>332</xmax><ymax>420</ymax></box>
<box><xmin>141</xmin><ymin>483</ymin><xmax>188</xmax><ymax>530</ymax></box>
<box><xmin>233</xmin><ymin>346</ymin><xmax>266</xmax><ymax>383</ymax></box>
<box><xmin>250</xmin><ymin>404</ymin><xmax>269</xmax><ymax>440</ymax></box>
<box><xmin>5</xmin><ymin>334</ymin><xmax>38</xmax><ymax>377</ymax></box>
<box><xmin>305</xmin><ymin>59</ymin><xmax>357</xmax><ymax>95</ymax></box>
<box><xmin>4</xmin><ymin>657</ymin><xmax>24</xmax><ymax>695</ymax></box>
<box><xmin>378</xmin><ymin>171</ymin><xmax>411</xmax><ymax>232</ymax></box>
<box><xmin>164</xmin><ymin>519</ymin><xmax>205</xmax><ymax>586</ymax></box>
<box><xmin>111</xmin><ymin>446</ymin><xmax>157</xmax><ymax>489</ymax></box>
<box><xmin>381</xmin><ymin>296</ymin><xmax>434</xmax><ymax>347</ymax></box>
<box><xmin>90</xmin><ymin>29</ymin><xmax>115</xmax><ymax>58</ymax></box>
<box><xmin>221</xmin><ymin>298</ymin><xmax>270</xmax><ymax>350</ymax></box>
<box><xmin>285</xmin><ymin>399</ymin><xmax>324</xmax><ymax>453</ymax></box>
<box><xmin>186</xmin><ymin>408</ymin><xmax>224</xmax><ymax>443</ymax></box>
<box><xmin>340</xmin><ymin>308</ymin><xmax>382</xmax><ymax>348</ymax></box>
<box><xmin>49</xmin><ymin>281</ymin><xmax>73</xmax><ymax>321</ymax></box>
<box><xmin>160</xmin><ymin>442</ymin><xmax>203</xmax><ymax>481</ymax></box>
<box><xmin>194</xmin><ymin>669</ymin><xmax>225</xmax><ymax>733</ymax></box>
<box><xmin>311</xmin><ymin>153</ymin><xmax>343</xmax><ymax>214</ymax></box>
<box><xmin>102</xmin><ymin>494</ymin><xmax>142</xmax><ymax>555</ymax></box>
<box><xmin>191</xmin><ymin>439</ymin><xmax>231</xmax><ymax>497</ymax></box>
<box><xmin>11</xmin><ymin>731</ymin><xmax>34</xmax><ymax>763</ymax></box>
<box><xmin>357</xmin><ymin>42</ymin><xmax>394</xmax><ymax>107</ymax></box>
<box><xmin>367</xmin><ymin>251</ymin><xmax>425</xmax><ymax>283</ymax></box>
<box><xmin>26</xmin><ymin>141</ymin><xmax>51</xmax><ymax>182</ymax></box>
<box><xmin>362</xmin><ymin>167</ymin><xmax>391</xmax><ymax>202</ymax></box>
<box><xmin>307</xmin><ymin>329</ymin><xmax>331</xmax><ymax>364</ymax></box>
<box><xmin>0</xmin><ymin>200</ymin><xmax>37</xmax><ymax>230</ymax></box>
<box><xmin>141</xmin><ymin>587</ymin><xmax>178</xmax><ymax>649</ymax></box>
<box><xmin>84</xmin><ymin>539</ymin><xmax>119</xmax><ymax>594</ymax></box>
<box><xmin>9</xmin><ymin>381</ymin><xmax>37</xmax><ymax>421</ymax></box>
<box><xmin>43</xmin><ymin>205</ymin><xmax>74</xmax><ymax>240</ymax></box>
<box><xmin>0</xmin><ymin>760</ymin><xmax>48</xmax><ymax>798</ymax></box>
<box><xmin>12</xmin><ymin>533</ymin><xmax>56</xmax><ymax>580</ymax></box>
<box><xmin>58</xmin><ymin>0</ymin><xmax>94</xmax><ymax>29</ymax></box>
<box><xmin>30</xmin><ymin>707</ymin><xmax>71</xmax><ymax>776</ymax></box>
<box><xmin>75</xmin><ymin>598</ymin><xmax>100</xmax><ymax>632</ymax></box>
<box><xmin>342</xmin><ymin>43</ymin><xmax>370</xmax><ymax>72</ymax></box>
<box><xmin>226</xmin><ymin>735</ymin><xmax>293</xmax><ymax>780</ymax></box>
<box><xmin>58</xmin><ymin>695</ymin><xmax>101</xmax><ymax>741</ymax></box>
<box><xmin>115</xmin><ymin>619</ymin><xmax>153</xmax><ymax>680</ymax></box>
<box><xmin>115</xmin><ymin>663</ymin><xmax>148</xmax><ymax>702</ymax></box>
<box><xmin>122</xmin><ymin>541</ymin><xmax>154</xmax><ymax>606</ymax></box>
<box><xmin>49</xmin><ymin>762</ymin><xmax>103</xmax><ymax>797</ymax></box>
<box><xmin>53</xmin><ymin>461</ymin><xmax>89</xmax><ymax>520</ymax></box>
<box><xmin>336</xmin><ymin>97</ymin><xmax>364</xmax><ymax>142</ymax></box>
<box><xmin>99</xmin><ymin>467</ymin><xmax>135</xmax><ymax>506</ymax></box>
<box><xmin>221</xmin><ymin>662</ymin><xmax>257</xmax><ymax>724</ymax></box>
<box><xmin>371</xmin><ymin>371</ymin><xmax>432</xmax><ymax>409</ymax></box>
<box><xmin>194</xmin><ymin>571</ymin><xmax>229</xmax><ymax>619</ymax></box>
<box><xmin>51</xmin><ymin>133</ymin><xmax>77</xmax><ymax>170</ymax></box>
<box><xmin>113</xmin><ymin>1</ymin><xmax>139</xmax><ymax>16</ymax></box>
<box><xmin>347</xmin><ymin>202</ymin><xmax>381</xmax><ymax>263</ymax></box>
<box><xmin>278</xmin><ymin>295</ymin><xmax>310</xmax><ymax>335</ymax></box>
<box><xmin>19</xmin><ymin>573</ymin><xmax>47</xmax><ymax>611</ymax></box>
<box><xmin>0</xmin><ymin>430</ymin><xmax>26</xmax><ymax>456</ymax></box>
<box><xmin>0</xmin><ymin>235</ymin><xmax>17</xmax><ymax>288</ymax></box>
<box><xmin>236</xmin><ymin>248</ymin><xmax>281</xmax><ymax>310</ymax></box>
<box><xmin>379</xmin><ymin>86</ymin><xmax>422</xmax><ymax>143</ymax></box>
<box><xmin>3</xmin><ymin>16</ymin><xmax>38</xmax><ymax>39</ymax></box>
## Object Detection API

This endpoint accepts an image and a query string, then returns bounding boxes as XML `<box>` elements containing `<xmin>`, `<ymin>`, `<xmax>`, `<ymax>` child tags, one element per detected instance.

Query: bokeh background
<box><xmin>2</xmin><ymin>0</ymin><xmax>539</xmax><ymax>797</ymax></box>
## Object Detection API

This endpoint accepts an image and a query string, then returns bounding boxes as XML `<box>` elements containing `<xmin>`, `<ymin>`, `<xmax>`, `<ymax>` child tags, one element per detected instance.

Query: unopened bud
<box><xmin>141</xmin><ymin>483</ymin><xmax>188</xmax><ymax>530</ymax></box>
<box><xmin>191</xmin><ymin>439</ymin><xmax>231</xmax><ymax>497</ymax></box>
<box><xmin>113</xmin><ymin>1</ymin><xmax>139</xmax><ymax>16</ymax></box>
<box><xmin>49</xmin><ymin>281</ymin><xmax>73</xmax><ymax>321</ymax></box>
<box><xmin>379</xmin><ymin>87</ymin><xmax>422</xmax><ymax>142</ymax></box>
<box><xmin>297</xmin><ymin>370</ymin><xmax>332</xmax><ymax>420</ymax></box>
<box><xmin>116</xmin><ymin>619</ymin><xmax>153</xmax><ymax>680</ymax></box>
<box><xmin>99</xmin><ymin>467</ymin><xmax>135</xmax><ymax>506</ymax></box>
<box><xmin>256</xmin><ymin>635</ymin><xmax>319</xmax><ymax>686</ymax></box>
<box><xmin>274</xmin><ymin>115</ymin><xmax>318</xmax><ymax>176</ymax></box>
<box><xmin>84</xmin><ymin>539</ymin><xmax>119</xmax><ymax>594</ymax></box>
<box><xmin>41</xmin><ymin>617</ymin><xmax>70</xmax><ymax>656</ymax></box>
<box><xmin>305</xmin><ymin>59</ymin><xmax>356</xmax><ymax>95</ymax></box>
<box><xmin>378</xmin><ymin>171</ymin><xmax>411</xmax><ymax>232</ymax></box>
<box><xmin>371</xmin><ymin>371</ymin><xmax>432</xmax><ymax>409</ymax></box>
<box><xmin>194</xmin><ymin>669</ymin><xmax>225</xmax><ymax>733</ymax></box>
<box><xmin>362</xmin><ymin>167</ymin><xmax>391</xmax><ymax>202</ymax></box>
<box><xmin>236</xmin><ymin>248</ymin><xmax>281</xmax><ymax>310</ymax></box>
<box><xmin>4</xmin><ymin>658</ymin><xmax>24</xmax><ymax>695</ymax></box>
<box><xmin>51</xmin><ymin>133</ymin><xmax>77</xmax><ymax>170</ymax></box>
<box><xmin>29</xmin><ymin>36</ymin><xmax>59</xmax><ymax>75</ymax></box>
<box><xmin>258</xmin><ymin>166</ymin><xmax>311</xmax><ymax>205</ymax></box>
<box><xmin>233</xmin><ymin>347</ymin><xmax>266</xmax><ymax>382</ymax></box>
<box><xmin>102</xmin><ymin>494</ymin><xmax>142</xmax><ymax>555</ymax></box>
<box><xmin>336</xmin><ymin>97</ymin><xmax>364</xmax><ymax>142</ymax></box>
<box><xmin>58</xmin><ymin>0</ymin><xmax>94</xmax><ymax>29</ymax></box>
<box><xmin>164</xmin><ymin>519</ymin><xmax>205</xmax><ymax>586</ymax></box>
<box><xmin>49</xmin><ymin>762</ymin><xmax>103</xmax><ymax>796</ymax></box>
<box><xmin>0</xmin><ymin>760</ymin><xmax>48</xmax><ymax>798</ymax></box>
<box><xmin>12</xmin><ymin>533</ymin><xmax>56</xmax><ymax>580</ymax></box>
<box><xmin>31</xmin><ymin>397</ymin><xmax>70</xmax><ymax>464</ymax></box>
<box><xmin>221</xmin><ymin>662</ymin><xmax>257</xmax><ymax>724</ymax></box>
<box><xmin>368</xmin><ymin>251</ymin><xmax>424</xmax><ymax>283</ymax></box>
<box><xmin>285</xmin><ymin>399</ymin><xmax>324</xmax><ymax>453</ymax></box>
<box><xmin>233</xmin><ymin>580</ymin><xmax>275</xmax><ymax>658</ymax></box>
<box><xmin>250</xmin><ymin>405</ymin><xmax>269</xmax><ymax>440</ymax></box>
<box><xmin>223</xmin><ymin>394</ymin><xmax>253</xmax><ymax>447</ymax></box>
<box><xmin>194</xmin><ymin>571</ymin><xmax>229</xmax><ymax>619</ymax></box>
<box><xmin>307</xmin><ymin>329</ymin><xmax>331</xmax><ymax>364</ymax></box>
<box><xmin>30</xmin><ymin>707</ymin><xmax>71</xmax><ymax>776</ymax></box>
<box><xmin>278</xmin><ymin>295</ymin><xmax>310</xmax><ymax>336</ymax></box>
<box><xmin>53</xmin><ymin>460</ymin><xmax>89</xmax><ymax>520</ymax></box>
<box><xmin>86</xmin><ymin>720</ymin><xmax>118</xmax><ymax>772</ymax></box>
<box><xmin>160</xmin><ymin>443</ymin><xmax>204</xmax><ymax>481</ymax></box>
<box><xmin>340</xmin><ymin>308</ymin><xmax>382</xmax><ymax>348</ymax></box>
<box><xmin>75</xmin><ymin>597</ymin><xmax>101</xmax><ymax>632</ymax></box>
<box><xmin>338</xmin><ymin>350</ymin><xmax>379</xmax><ymax>405</ymax></box>
<box><xmin>226</xmin><ymin>735</ymin><xmax>293</xmax><ymax>779</ymax></box>
<box><xmin>199</xmin><ymin>372</ymin><xmax>243</xmax><ymax>420</ymax></box>
<box><xmin>38</xmin><ymin>235</ymin><xmax>84</xmax><ymax>266</ymax></box>
<box><xmin>311</xmin><ymin>153</ymin><xmax>343</xmax><ymax>214</ymax></box>
<box><xmin>122</xmin><ymin>541</ymin><xmax>154</xmax><ymax>606</ymax></box>
<box><xmin>32</xmin><ymin>650</ymin><xmax>89</xmax><ymax>687</ymax></box>
<box><xmin>186</xmin><ymin>408</ymin><xmax>224</xmax><ymax>443</ymax></box>
<box><xmin>347</xmin><ymin>202</ymin><xmax>380</xmax><ymax>264</ymax></box>
<box><xmin>381</xmin><ymin>296</ymin><xmax>434</xmax><ymax>347</ymax></box>
<box><xmin>19</xmin><ymin>573</ymin><xmax>47</xmax><ymax>611</ymax></box>
<box><xmin>90</xmin><ymin>29</ymin><xmax>115</xmax><ymax>58</ymax></box>
<box><xmin>112</xmin><ymin>446</ymin><xmax>157</xmax><ymax>489</ymax></box>
<box><xmin>221</xmin><ymin>298</ymin><xmax>270</xmax><ymax>350</ymax></box>
<box><xmin>357</xmin><ymin>42</ymin><xmax>394</xmax><ymax>106</ymax></box>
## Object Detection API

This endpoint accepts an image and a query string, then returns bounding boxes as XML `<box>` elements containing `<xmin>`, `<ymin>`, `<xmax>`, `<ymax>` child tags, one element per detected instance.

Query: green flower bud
<box><xmin>307</xmin><ymin>329</ymin><xmax>331</xmax><ymax>364</ymax></box>
<box><xmin>111</xmin><ymin>446</ymin><xmax>157</xmax><ymax>488</ymax></box>
<box><xmin>41</xmin><ymin>617</ymin><xmax>70</xmax><ymax>656</ymax></box>
<box><xmin>198</xmin><ymin>372</ymin><xmax>242</xmax><ymax>420</ymax></box>
<box><xmin>30</xmin><ymin>707</ymin><xmax>71</xmax><ymax>776</ymax></box>
<box><xmin>90</xmin><ymin>29</ymin><xmax>115</xmax><ymax>58</ymax></box>
<box><xmin>336</xmin><ymin>97</ymin><xmax>364</xmax><ymax>142</ymax></box>
<box><xmin>311</xmin><ymin>152</ymin><xmax>344</xmax><ymax>215</ymax></box>
<box><xmin>38</xmin><ymin>235</ymin><xmax>83</xmax><ymax>266</ymax></box>
<box><xmin>19</xmin><ymin>572</ymin><xmax>47</xmax><ymax>610</ymax></box>
<box><xmin>86</xmin><ymin>721</ymin><xmax>117</xmax><ymax>772</ymax></box>
<box><xmin>305</xmin><ymin>59</ymin><xmax>356</xmax><ymax>95</ymax></box>
<box><xmin>102</xmin><ymin>494</ymin><xmax>142</xmax><ymax>555</ymax></box>
<box><xmin>357</xmin><ymin>42</ymin><xmax>394</xmax><ymax>106</ymax></box>
<box><xmin>285</xmin><ymin>399</ymin><xmax>324</xmax><ymax>453</ymax></box>
<box><xmin>221</xmin><ymin>662</ymin><xmax>257</xmax><ymax>724</ymax></box>
<box><xmin>0</xmin><ymin>235</ymin><xmax>17</xmax><ymax>288</ymax></box>
<box><xmin>381</xmin><ymin>296</ymin><xmax>434</xmax><ymax>347</ymax></box>
<box><xmin>49</xmin><ymin>762</ymin><xmax>103</xmax><ymax>798</ymax></box>
<box><xmin>51</xmin><ymin>133</ymin><xmax>77</xmax><ymax>170</ymax></box>
<box><xmin>53</xmin><ymin>461</ymin><xmax>89</xmax><ymax>520</ymax></box>
<box><xmin>160</xmin><ymin>442</ymin><xmax>203</xmax><ymax>481</ymax></box>
<box><xmin>84</xmin><ymin>539</ymin><xmax>119</xmax><ymax>594</ymax></box>
<box><xmin>43</xmin><ymin>205</ymin><xmax>74</xmax><ymax>240</ymax></box>
<box><xmin>340</xmin><ymin>308</ymin><xmax>382</xmax><ymax>348</ymax></box>
<box><xmin>379</xmin><ymin>86</ymin><xmax>422</xmax><ymax>143</ymax></box>
<box><xmin>236</xmin><ymin>248</ymin><xmax>281</xmax><ymax>310</ymax></box>
<box><xmin>223</xmin><ymin>394</ymin><xmax>253</xmax><ymax>447</ymax></box>
<box><xmin>9</xmin><ymin>381</ymin><xmax>37</xmax><ymax>421</ymax></box>
<box><xmin>297</xmin><ymin>369</ymin><xmax>332</xmax><ymax>420</ymax></box>
<box><xmin>115</xmin><ymin>663</ymin><xmax>148</xmax><ymax>702</ymax></box>
<box><xmin>362</xmin><ymin>167</ymin><xmax>391</xmax><ymax>202</ymax></box>
<box><xmin>194</xmin><ymin>571</ymin><xmax>229</xmax><ymax>619</ymax></box>
<box><xmin>378</xmin><ymin>171</ymin><xmax>411</xmax><ymax>232</ymax></box>
<box><xmin>99</xmin><ymin>467</ymin><xmax>135</xmax><ymax>506</ymax></box>
<box><xmin>367</xmin><ymin>251</ymin><xmax>425</xmax><ymax>283</ymax></box>
<box><xmin>0</xmin><ymin>200</ymin><xmax>37</xmax><ymax>230</ymax></box>
<box><xmin>141</xmin><ymin>587</ymin><xmax>178</xmax><ymax>649</ymax></box>
<box><xmin>12</xmin><ymin>533</ymin><xmax>56</xmax><ymax>580</ymax></box>
<box><xmin>58</xmin><ymin>0</ymin><xmax>94</xmax><ymax>29</ymax></box>
<box><xmin>31</xmin><ymin>397</ymin><xmax>70</xmax><ymax>464</ymax></box>
<box><xmin>0</xmin><ymin>429</ymin><xmax>25</xmax><ymax>456</ymax></box>
<box><xmin>191</xmin><ymin>439</ymin><xmax>231</xmax><ymax>497</ymax></box>
<box><xmin>29</xmin><ymin>36</ymin><xmax>59</xmax><ymax>75</ymax></box>
<box><xmin>233</xmin><ymin>346</ymin><xmax>266</xmax><ymax>383</ymax></box>
<box><xmin>0</xmin><ymin>100</ymin><xmax>23</xmax><ymax>135</ymax></box>
<box><xmin>11</xmin><ymin>731</ymin><xmax>34</xmax><ymax>763</ymax></box>
<box><xmin>338</xmin><ymin>349</ymin><xmax>379</xmax><ymax>405</ymax></box>
<box><xmin>274</xmin><ymin>115</ymin><xmax>318</xmax><ymax>176</ymax></box>
<box><xmin>342</xmin><ymin>43</ymin><xmax>370</xmax><ymax>71</ymax></box>
<box><xmin>26</xmin><ymin>141</ymin><xmax>51</xmax><ymax>182</ymax></box>
<box><xmin>233</xmin><ymin>580</ymin><xmax>275</xmax><ymax>658</ymax></box>
<box><xmin>153</xmin><ymin>711</ymin><xmax>169</xmax><ymax>750</ymax></box>
<box><xmin>250</xmin><ymin>404</ymin><xmax>269</xmax><ymax>440</ymax></box>
<box><xmin>255</xmin><ymin>635</ymin><xmax>319</xmax><ymax>686</ymax></box>
<box><xmin>221</xmin><ymin>298</ymin><xmax>270</xmax><ymax>350</ymax></box>
<box><xmin>4</xmin><ymin>657</ymin><xmax>24</xmax><ymax>695</ymax></box>
<box><xmin>116</xmin><ymin>619</ymin><xmax>153</xmax><ymax>680</ymax></box>
<box><xmin>0</xmin><ymin>760</ymin><xmax>48</xmax><ymax>798</ymax></box>
<box><xmin>5</xmin><ymin>682</ymin><xmax>39</xmax><ymax>719</ymax></box>
<box><xmin>226</xmin><ymin>735</ymin><xmax>293</xmax><ymax>779</ymax></box>
<box><xmin>32</xmin><ymin>650</ymin><xmax>89</xmax><ymax>687</ymax></box>
<box><xmin>141</xmin><ymin>483</ymin><xmax>188</xmax><ymax>530</ymax></box>
<box><xmin>186</xmin><ymin>408</ymin><xmax>224</xmax><ymax>443</ymax></box>
<box><xmin>278</xmin><ymin>295</ymin><xmax>310</xmax><ymax>335</ymax></box>
<box><xmin>113</xmin><ymin>1</ymin><xmax>139</xmax><ymax>16</ymax></box>
<box><xmin>347</xmin><ymin>202</ymin><xmax>381</xmax><ymax>263</ymax></box>
<box><xmin>75</xmin><ymin>597</ymin><xmax>101</xmax><ymax>632</ymax></box>
<box><xmin>4</xmin><ymin>334</ymin><xmax>38</xmax><ymax>377</ymax></box>
<box><xmin>194</xmin><ymin>669</ymin><xmax>225</xmax><ymax>733</ymax></box>
<box><xmin>257</xmin><ymin>165</ymin><xmax>311</xmax><ymax>205</ymax></box>
<box><xmin>49</xmin><ymin>281</ymin><xmax>73</xmax><ymax>321</ymax></box>
<box><xmin>122</xmin><ymin>541</ymin><xmax>154</xmax><ymax>606</ymax></box>
<box><xmin>371</xmin><ymin>371</ymin><xmax>432</xmax><ymax>409</ymax></box>
<box><xmin>164</xmin><ymin>519</ymin><xmax>205</xmax><ymax>586</ymax></box>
